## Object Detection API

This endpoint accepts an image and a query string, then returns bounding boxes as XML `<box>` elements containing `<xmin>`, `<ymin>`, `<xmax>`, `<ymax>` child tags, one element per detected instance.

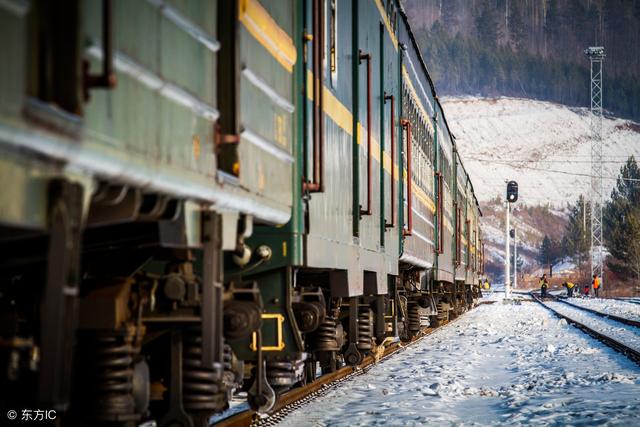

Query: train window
<box><xmin>329</xmin><ymin>0</ymin><xmax>337</xmax><ymax>84</ymax></box>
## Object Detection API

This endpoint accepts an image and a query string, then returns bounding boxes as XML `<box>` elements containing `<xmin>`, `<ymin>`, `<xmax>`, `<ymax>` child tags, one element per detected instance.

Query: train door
<box><xmin>218</xmin><ymin>0</ymin><xmax>295</xmax><ymax>210</ymax></box>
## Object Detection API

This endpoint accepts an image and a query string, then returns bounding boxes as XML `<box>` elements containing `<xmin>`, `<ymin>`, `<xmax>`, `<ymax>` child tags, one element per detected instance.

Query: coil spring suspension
<box><xmin>182</xmin><ymin>327</ymin><xmax>227</xmax><ymax>416</ymax></box>
<box><xmin>223</xmin><ymin>343</ymin><xmax>232</xmax><ymax>373</ymax></box>
<box><xmin>76</xmin><ymin>332</ymin><xmax>138</xmax><ymax>422</ymax></box>
<box><xmin>357</xmin><ymin>307</ymin><xmax>374</xmax><ymax>352</ymax></box>
<box><xmin>313</xmin><ymin>316</ymin><xmax>339</xmax><ymax>352</ymax></box>
<box><xmin>437</xmin><ymin>302</ymin><xmax>449</xmax><ymax>322</ymax></box>
<box><xmin>266</xmin><ymin>358</ymin><xmax>306</xmax><ymax>389</ymax></box>
<box><xmin>420</xmin><ymin>310</ymin><xmax>431</xmax><ymax>327</ymax></box>
<box><xmin>221</xmin><ymin>342</ymin><xmax>242</xmax><ymax>397</ymax></box>
<box><xmin>408</xmin><ymin>302</ymin><xmax>421</xmax><ymax>332</ymax></box>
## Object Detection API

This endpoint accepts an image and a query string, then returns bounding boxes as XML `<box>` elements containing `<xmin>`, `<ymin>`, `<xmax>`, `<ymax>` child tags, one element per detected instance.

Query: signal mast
<box><xmin>505</xmin><ymin>180</ymin><xmax>518</xmax><ymax>298</ymax></box>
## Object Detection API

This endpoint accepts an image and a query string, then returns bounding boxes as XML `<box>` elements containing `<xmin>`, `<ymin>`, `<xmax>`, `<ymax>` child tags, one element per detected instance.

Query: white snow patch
<box><xmin>442</xmin><ymin>97</ymin><xmax>640</xmax><ymax>205</ymax></box>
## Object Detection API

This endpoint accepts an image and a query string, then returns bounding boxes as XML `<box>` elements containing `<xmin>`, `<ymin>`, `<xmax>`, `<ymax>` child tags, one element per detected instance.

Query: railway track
<box><xmin>531</xmin><ymin>292</ymin><xmax>640</xmax><ymax>367</ymax></box>
<box><xmin>554</xmin><ymin>298</ymin><xmax>640</xmax><ymax>328</ymax></box>
<box><xmin>615</xmin><ymin>298</ymin><xmax>640</xmax><ymax>306</ymax></box>
<box><xmin>214</xmin><ymin>311</ymin><xmax>468</xmax><ymax>427</ymax></box>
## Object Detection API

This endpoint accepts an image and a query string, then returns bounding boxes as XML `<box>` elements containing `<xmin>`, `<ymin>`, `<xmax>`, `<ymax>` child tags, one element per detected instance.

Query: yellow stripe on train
<box><xmin>239</xmin><ymin>0</ymin><xmax>296</xmax><ymax>73</ymax></box>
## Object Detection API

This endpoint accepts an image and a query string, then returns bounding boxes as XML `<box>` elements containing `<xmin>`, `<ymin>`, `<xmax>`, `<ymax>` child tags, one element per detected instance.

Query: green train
<box><xmin>0</xmin><ymin>0</ymin><xmax>484</xmax><ymax>425</ymax></box>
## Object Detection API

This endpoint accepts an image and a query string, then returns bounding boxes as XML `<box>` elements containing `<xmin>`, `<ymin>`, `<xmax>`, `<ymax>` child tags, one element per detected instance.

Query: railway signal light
<box><xmin>506</xmin><ymin>181</ymin><xmax>518</xmax><ymax>203</ymax></box>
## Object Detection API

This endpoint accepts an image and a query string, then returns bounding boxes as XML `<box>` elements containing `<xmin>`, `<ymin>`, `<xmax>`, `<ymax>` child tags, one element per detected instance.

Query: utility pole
<box><xmin>505</xmin><ymin>201</ymin><xmax>511</xmax><ymax>298</ymax></box>
<box><xmin>505</xmin><ymin>181</ymin><xmax>518</xmax><ymax>298</ymax></box>
<box><xmin>585</xmin><ymin>46</ymin><xmax>605</xmax><ymax>289</ymax></box>
<box><xmin>513</xmin><ymin>228</ymin><xmax>517</xmax><ymax>289</ymax></box>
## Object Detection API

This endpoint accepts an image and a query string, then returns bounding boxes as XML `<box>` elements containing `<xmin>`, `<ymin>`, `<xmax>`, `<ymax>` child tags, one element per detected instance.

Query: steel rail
<box><xmin>214</xmin><ymin>310</ymin><xmax>470</xmax><ymax>426</ymax></box>
<box><xmin>555</xmin><ymin>298</ymin><xmax>640</xmax><ymax>328</ymax></box>
<box><xmin>531</xmin><ymin>292</ymin><xmax>640</xmax><ymax>367</ymax></box>
<box><xmin>615</xmin><ymin>298</ymin><xmax>640</xmax><ymax>306</ymax></box>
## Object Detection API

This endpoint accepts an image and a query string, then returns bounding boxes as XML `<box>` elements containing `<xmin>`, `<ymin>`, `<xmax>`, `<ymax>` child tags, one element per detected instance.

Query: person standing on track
<box><xmin>540</xmin><ymin>274</ymin><xmax>549</xmax><ymax>298</ymax></box>
<box><xmin>592</xmin><ymin>274</ymin><xmax>601</xmax><ymax>298</ymax></box>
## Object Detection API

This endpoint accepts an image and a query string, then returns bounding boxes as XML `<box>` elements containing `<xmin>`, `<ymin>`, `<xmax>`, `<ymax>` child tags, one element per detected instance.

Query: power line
<box><xmin>462</xmin><ymin>160</ymin><xmax>640</xmax><ymax>182</ymax></box>
<box><xmin>466</xmin><ymin>157</ymin><xmax>636</xmax><ymax>164</ymax></box>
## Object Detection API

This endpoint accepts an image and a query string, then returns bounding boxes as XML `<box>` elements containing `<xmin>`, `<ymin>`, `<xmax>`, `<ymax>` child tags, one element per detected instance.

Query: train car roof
<box><xmin>397</xmin><ymin>0</ymin><xmax>480</xmax><ymax>217</ymax></box>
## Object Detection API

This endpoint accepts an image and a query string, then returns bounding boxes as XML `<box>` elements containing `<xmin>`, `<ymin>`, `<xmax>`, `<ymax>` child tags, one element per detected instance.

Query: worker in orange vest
<box><xmin>592</xmin><ymin>274</ymin><xmax>601</xmax><ymax>298</ymax></box>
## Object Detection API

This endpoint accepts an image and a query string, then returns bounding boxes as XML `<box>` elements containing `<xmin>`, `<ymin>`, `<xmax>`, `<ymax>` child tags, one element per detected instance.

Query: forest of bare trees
<box><xmin>403</xmin><ymin>0</ymin><xmax>640</xmax><ymax>121</ymax></box>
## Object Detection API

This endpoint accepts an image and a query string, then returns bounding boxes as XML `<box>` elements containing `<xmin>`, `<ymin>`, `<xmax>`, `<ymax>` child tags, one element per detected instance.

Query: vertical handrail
<box><xmin>435</xmin><ymin>171</ymin><xmax>443</xmax><ymax>252</ymax></box>
<box><xmin>455</xmin><ymin>203</ymin><xmax>461</xmax><ymax>265</ymax></box>
<box><xmin>482</xmin><ymin>242</ymin><xmax>485</xmax><ymax>275</ymax></box>
<box><xmin>304</xmin><ymin>0</ymin><xmax>324</xmax><ymax>193</ymax></box>
<box><xmin>401</xmin><ymin>119</ymin><xmax>412</xmax><ymax>236</ymax></box>
<box><xmin>465</xmin><ymin>219</ymin><xmax>471</xmax><ymax>270</ymax></box>
<box><xmin>83</xmin><ymin>0</ymin><xmax>117</xmax><ymax>101</ymax></box>
<box><xmin>384</xmin><ymin>93</ymin><xmax>395</xmax><ymax>229</ymax></box>
<box><xmin>359</xmin><ymin>50</ymin><xmax>372</xmax><ymax>216</ymax></box>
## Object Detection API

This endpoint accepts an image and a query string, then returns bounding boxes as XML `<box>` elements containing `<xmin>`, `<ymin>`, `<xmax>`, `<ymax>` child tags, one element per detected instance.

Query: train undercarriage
<box><xmin>0</xmin><ymin>184</ymin><xmax>479</xmax><ymax>426</ymax></box>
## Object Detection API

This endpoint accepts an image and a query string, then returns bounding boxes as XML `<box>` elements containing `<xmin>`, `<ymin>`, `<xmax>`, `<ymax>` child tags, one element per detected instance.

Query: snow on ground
<box><xmin>277</xmin><ymin>297</ymin><xmax>640</xmax><ymax>426</ymax></box>
<box><xmin>442</xmin><ymin>97</ymin><xmax>640</xmax><ymax>204</ymax></box>
<box><xmin>546</xmin><ymin>301</ymin><xmax>640</xmax><ymax>351</ymax></box>
<box><xmin>564</xmin><ymin>298</ymin><xmax>640</xmax><ymax>322</ymax></box>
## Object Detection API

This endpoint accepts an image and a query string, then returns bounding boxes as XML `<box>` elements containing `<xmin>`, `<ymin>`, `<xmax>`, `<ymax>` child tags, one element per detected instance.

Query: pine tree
<box><xmin>441</xmin><ymin>0</ymin><xmax>458</xmax><ymax>32</ymax></box>
<box><xmin>604</xmin><ymin>156</ymin><xmax>640</xmax><ymax>278</ymax></box>
<box><xmin>538</xmin><ymin>235</ymin><xmax>552</xmax><ymax>266</ymax></box>
<box><xmin>509</xmin><ymin>1</ymin><xmax>526</xmax><ymax>51</ymax></box>
<box><xmin>475</xmin><ymin>0</ymin><xmax>501</xmax><ymax>47</ymax></box>
<box><xmin>564</xmin><ymin>195</ymin><xmax>590</xmax><ymax>260</ymax></box>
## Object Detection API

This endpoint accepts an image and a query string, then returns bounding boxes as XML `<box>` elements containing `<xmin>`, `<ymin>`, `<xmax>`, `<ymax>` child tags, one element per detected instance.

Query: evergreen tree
<box><xmin>475</xmin><ymin>0</ymin><xmax>501</xmax><ymax>47</ymax></box>
<box><xmin>604</xmin><ymin>156</ymin><xmax>640</xmax><ymax>278</ymax></box>
<box><xmin>408</xmin><ymin>0</ymin><xmax>640</xmax><ymax>122</ymax></box>
<box><xmin>564</xmin><ymin>195</ymin><xmax>590</xmax><ymax>261</ymax></box>
<box><xmin>509</xmin><ymin>1</ymin><xmax>526</xmax><ymax>52</ymax></box>
<box><xmin>538</xmin><ymin>235</ymin><xmax>553</xmax><ymax>266</ymax></box>
<box><xmin>544</xmin><ymin>0</ymin><xmax>562</xmax><ymax>53</ymax></box>
<box><xmin>561</xmin><ymin>195</ymin><xmax>590</xmax><ymax>279</ymax></box>
<box><xmin>441</xmin><ymin>0</ymin><xmax>458</xmax><ymax>32</ymax></box>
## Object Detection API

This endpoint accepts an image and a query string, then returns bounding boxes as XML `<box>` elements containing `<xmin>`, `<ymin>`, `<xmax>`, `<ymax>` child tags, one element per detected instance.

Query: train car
<box><xmin>232</xmin><ymin>0</ymin><xmax>487</xmax><ymax>412</ymax></box>
<box><xmin>454</xmin><ymin>151</ymin><xmax>484</xmax><ymax>310</ymax></box>
<box><xmin>0</xmin><ymin>0</ymin><xmax>295</xmax><ymax>424</ymax></box>
<box><xmin>0</xmin><ymin>0</ymin><xmax>486</xmax><ymax>424</ymax></box>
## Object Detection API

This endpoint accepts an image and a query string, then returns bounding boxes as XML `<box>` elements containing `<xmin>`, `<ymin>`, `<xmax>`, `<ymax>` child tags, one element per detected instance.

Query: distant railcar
<box><xmin>0</xmin><ymin>0</ymin><xmax>483</xmax><ymax>425</ymax></box>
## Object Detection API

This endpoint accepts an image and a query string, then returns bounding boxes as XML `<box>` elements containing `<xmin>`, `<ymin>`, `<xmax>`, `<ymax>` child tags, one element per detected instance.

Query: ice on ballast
<box><xmin>277</xmin><ymin>295</ymin><xmax>640</xmax><ymax>426</ymax></box>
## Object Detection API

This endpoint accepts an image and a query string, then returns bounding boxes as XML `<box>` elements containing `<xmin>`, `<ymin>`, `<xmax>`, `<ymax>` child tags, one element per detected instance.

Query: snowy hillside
<box><xmin>442</xmin><ymin>97</ymin><xmax>640</xmax><ymax>205</ymax></box>
<box><xmin>442</xmin><ymin>97</ymin><xmax>640</xmax><ymax>280</ymax></box>
<box><xmin>479</xmin><ymin>201</ymin><xmax>569</xmax><ymax>279</ymax></box>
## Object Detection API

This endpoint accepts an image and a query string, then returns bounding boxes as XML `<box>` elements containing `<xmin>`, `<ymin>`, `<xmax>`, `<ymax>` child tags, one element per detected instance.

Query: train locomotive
<box><xmin>0</xmin><ymin>0</ymin><xmax>484</xmax><ymax>425</ymax></box>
